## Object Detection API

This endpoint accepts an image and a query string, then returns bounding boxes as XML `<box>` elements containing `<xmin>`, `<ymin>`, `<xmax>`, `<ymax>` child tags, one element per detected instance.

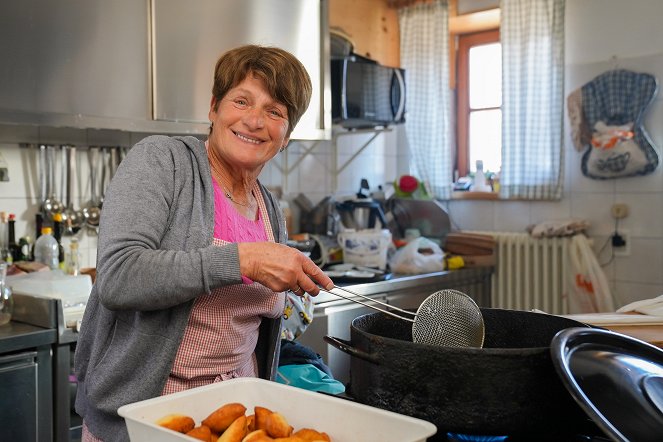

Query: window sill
<box><xmin>451</xmin><ymin>191</ymin><xmax>499</xmax><ymax>200</ymax></box>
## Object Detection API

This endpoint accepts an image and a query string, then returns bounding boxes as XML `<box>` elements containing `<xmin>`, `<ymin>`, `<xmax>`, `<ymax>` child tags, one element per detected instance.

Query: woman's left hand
<box><xmin>237</xmin><ymin>242</ymin><xmax>333</xmax><ymax>296</ymax></box>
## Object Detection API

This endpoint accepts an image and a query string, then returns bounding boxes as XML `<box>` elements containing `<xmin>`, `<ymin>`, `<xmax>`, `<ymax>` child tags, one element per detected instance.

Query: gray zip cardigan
<box><xmin>74</xmin><ymin>135</ymin><xmax>285</xmax><ymax>441</ymax></box>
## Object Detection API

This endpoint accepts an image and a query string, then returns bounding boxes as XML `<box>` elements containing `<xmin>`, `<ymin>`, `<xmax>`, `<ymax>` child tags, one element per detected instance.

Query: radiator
<box><xmin>470</xmin><ymin>231</ymin><xmax>572</xmax><ymax>315</ymax></box>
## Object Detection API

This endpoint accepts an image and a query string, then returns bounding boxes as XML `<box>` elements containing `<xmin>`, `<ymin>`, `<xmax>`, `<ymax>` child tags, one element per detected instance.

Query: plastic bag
<box><xmin>389</xmin><ymin>237</ymin><xmax>445</xmax><ymax>274</ymax></box>
<box><xmin>567</xmin><ymin>234</ymin><xmax>615</xmax><ymax>313</ymax></box>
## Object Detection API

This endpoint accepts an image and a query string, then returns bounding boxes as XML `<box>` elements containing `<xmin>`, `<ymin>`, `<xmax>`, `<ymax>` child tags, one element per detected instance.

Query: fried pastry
<box><xmin>156</xmin><ymin>413</ymin><xmax>195</xmax><ymax>433</ymax></box>
<box><xmin>186</xmin><ymin>425</ymin><xmax>212</xmax><ymax>441</ymax></box>
<box><xmin>292</xmin><ymin>428</ymin><xmax>331</xmax><ymax>441</ymax></box>
<box><xmin>265</xmin><ymin>412</ymin><xmax>293</xmax><ymax>438</ymax></box>
<box><xmin>217</xmin><ymin>415</ymin><xmax>248</xmax><ymax>442</ymax></box>
<box><xmin>202</xmin><ymin>402</ymin><xmax>247</xmax><ymax>433</ymax></box>
<box><xmin>253</xmin><ymin>406</ymin><xmax>273</xmax><ymax>431</ymax></box>
<box><xmin>241</xmin><ymin>429</ymin><xmax>272</xmax><ymax>442</ymax></box>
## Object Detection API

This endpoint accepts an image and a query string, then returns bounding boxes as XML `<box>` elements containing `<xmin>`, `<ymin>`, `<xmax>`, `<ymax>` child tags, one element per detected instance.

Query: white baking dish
<box><xmin>118</xmin><ymin>377</ymin><xmax>437</xmax><ymax>442</ymax></box>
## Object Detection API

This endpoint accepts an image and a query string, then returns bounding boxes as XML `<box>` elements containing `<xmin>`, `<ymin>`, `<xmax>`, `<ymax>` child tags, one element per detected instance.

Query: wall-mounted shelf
<box><xmin>274</xmin><ymin>126</ymin><xmax>392</xmax><ymax>193</ymax></box>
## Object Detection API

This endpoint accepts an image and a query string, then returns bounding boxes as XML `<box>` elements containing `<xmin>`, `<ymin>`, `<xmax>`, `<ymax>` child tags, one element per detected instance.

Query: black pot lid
<box><xmin>551</xmin><ymin>327</ymin><xmax>663</xmax><ymax>441</ymax></box>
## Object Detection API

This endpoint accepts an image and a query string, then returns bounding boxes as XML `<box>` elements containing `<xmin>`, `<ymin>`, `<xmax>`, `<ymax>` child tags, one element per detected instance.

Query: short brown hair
<box><xmin>212</xmin><ymin>45</ymin><xmax>313</xmax><ymax>136</ymax></box>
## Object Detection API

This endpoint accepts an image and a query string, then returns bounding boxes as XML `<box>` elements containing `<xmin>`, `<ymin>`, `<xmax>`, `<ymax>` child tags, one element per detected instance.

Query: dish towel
<box><xmin>617</xmin><ymin>295</ymin><xmax>663</xmax><ymax>317</ymax></box>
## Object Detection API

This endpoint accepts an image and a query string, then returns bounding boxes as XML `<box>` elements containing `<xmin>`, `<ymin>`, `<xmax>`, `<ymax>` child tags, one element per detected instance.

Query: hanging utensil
<box><xmin>42</xmin><ymin>145</ymin><xmax>64</xmax><ymax>218</ymax></box>
<box><xmin>82</xmin><ymin>147</ymin><xmax>101</xmax><ymax>230</ymax></box>
<box><xmin>62</xmin><ymin>146</ymin><xmax>82</xmax><ymax>235</ymax></box>
<box><xmin>320</xmin><ymin>286</ymin><xmax>485</xmax><ymax>348</ymax></box>
<box><xmin>37</xmin><ymin>144</ymin><xmax>47</xmax><ymax>215</ymax></box>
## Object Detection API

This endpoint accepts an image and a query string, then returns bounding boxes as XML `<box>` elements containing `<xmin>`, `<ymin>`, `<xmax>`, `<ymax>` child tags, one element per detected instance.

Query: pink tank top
<box><xmin>162</xmin><ymin>180</ymin><xmax>285</xmax><ymax>395</ymax></box>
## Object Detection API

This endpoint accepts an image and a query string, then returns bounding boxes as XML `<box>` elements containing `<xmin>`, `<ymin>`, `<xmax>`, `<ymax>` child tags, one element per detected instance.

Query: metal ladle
<box><xmin>82</xmin><ymin>147</ymin><xmax>101</xmax><ymax>229</ymax></box>
<box><xmin>61</xmin><ymin>145</ymin><xmax>82</xmax><ymax>235</ymax></box>
<box><xmin>320</xmin><ymin>287</ymin><xmax>485</xmax><ymax>348</ymax></box>
<box><xmin>42</xmin><ymin>145</ymin><xmax>64</xmax><ymax>217</ymax></box>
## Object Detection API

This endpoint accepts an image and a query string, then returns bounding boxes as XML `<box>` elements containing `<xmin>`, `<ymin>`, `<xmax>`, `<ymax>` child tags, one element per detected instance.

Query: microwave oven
<box><xmin>331</xmin><ymin>56</ymin><xmax>406</xmax><ymax>129</ymax></box>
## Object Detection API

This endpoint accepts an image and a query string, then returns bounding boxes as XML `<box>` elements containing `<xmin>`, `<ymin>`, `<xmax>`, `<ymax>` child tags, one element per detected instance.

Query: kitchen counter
<box><xmin>563</xmin><ymin>312</ymin><xmax>663</xmax><ymax>348</ymax></box>
<box><xmin>316</xmin><ymin>267</ymin><xmax>493</xmax><ymax>306</ymax></box>
<box><xmin>0</xmin><ymin>320</ymin><xmax>56</xmax><ymax>353</ymax></box>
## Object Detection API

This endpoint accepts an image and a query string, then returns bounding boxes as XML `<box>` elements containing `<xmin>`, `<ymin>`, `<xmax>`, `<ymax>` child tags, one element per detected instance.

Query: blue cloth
<box><xmin>276</xmin><ymin>364</ymin><xmax>346</xmax><ymax>395</ymax></box>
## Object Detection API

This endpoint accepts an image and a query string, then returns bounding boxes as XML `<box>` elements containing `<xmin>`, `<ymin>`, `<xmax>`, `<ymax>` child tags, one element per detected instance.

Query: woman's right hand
<box><xmin>237</xmin><ymin>242</ymin><xmax>333</xmax><ymax>297</ymax></box>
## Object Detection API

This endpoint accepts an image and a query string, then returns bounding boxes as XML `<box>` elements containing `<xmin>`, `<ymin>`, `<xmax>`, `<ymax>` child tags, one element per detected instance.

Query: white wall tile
<box><xmin>614</xmin><ymin>281</ymin><xmax>663</xmax><ymax>308</ymax></box>
<box><xmin>614</xmin><ymin>237</ymin><xmax>663</xmax><ymax>285</ymax></box>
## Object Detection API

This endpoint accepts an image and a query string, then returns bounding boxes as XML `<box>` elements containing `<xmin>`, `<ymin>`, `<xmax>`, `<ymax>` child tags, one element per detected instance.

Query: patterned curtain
<box><xmin>500</xmin><ymin>0</ymin><xmax>565</xmax><ymax>199</ymax></box>
<box><xmin>399</xmin><ymin>0</ymin><xmax>453</xmax><ymax>199</ymax></box>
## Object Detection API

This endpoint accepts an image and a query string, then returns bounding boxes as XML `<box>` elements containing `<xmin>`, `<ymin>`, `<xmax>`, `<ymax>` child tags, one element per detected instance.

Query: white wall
<box><xmin>446</xmin><ymin>0</ymin><xmax>663</xmax><ymax>307</ymax></box>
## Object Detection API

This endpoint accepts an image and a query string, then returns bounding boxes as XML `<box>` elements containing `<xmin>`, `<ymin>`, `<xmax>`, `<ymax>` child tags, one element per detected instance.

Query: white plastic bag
<box><xmin>389</xmin><ymin>237</ymin><xmax>445</xmax><ymax>274</ymax></box>
<box><xmin>567</xmin><ymin>234</ymin><xmax>615</xmax><ymax>313</ymax></box>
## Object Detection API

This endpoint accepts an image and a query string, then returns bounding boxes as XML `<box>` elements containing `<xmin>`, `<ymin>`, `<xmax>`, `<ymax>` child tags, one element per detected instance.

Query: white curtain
<box><xmin>399</xmin><ymin>0</ymin><xmax>453</xmax><ymax>199</ymax></box>
<box><xmin>500</xmin><ymin>0</ymin><xmax>565</xmax><ymax>199</ymax></box>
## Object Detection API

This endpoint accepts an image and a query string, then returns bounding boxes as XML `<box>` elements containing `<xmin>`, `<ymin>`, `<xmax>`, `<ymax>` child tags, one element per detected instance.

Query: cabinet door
<box><xmin>0</xmin><ymin>350</ymin><xmax>52</xmax><ymax>442</ymax></box>
<box><xmin>0</xmin><ymin>0</ymin><xmax>149</xmax><ymax>121</ymax></box>
<box><xmin>152</xmin><ymin>0</ymin><xmax>330</xmax><ymax>140</ymax></box>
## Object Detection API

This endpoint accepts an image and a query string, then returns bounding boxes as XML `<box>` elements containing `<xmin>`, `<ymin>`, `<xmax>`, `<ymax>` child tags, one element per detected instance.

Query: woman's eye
<box><xmin>233</xmin><ymin>99</ymin><xmax>248</xmax><ymax>107</ymax></box>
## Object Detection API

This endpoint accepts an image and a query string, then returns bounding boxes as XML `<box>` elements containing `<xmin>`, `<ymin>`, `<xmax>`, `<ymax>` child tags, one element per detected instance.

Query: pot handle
<box><xmin>324</xmin><ymin>336</ymin><xmax>380</xmax><ymax>365</ymax></box>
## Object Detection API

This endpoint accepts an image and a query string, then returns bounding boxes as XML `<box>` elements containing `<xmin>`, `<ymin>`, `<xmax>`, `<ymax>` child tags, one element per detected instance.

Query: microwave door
<box><xmin>391</xmin><ymin>69</ymin><xmax>406</xmax><ymax>123</ymax></box>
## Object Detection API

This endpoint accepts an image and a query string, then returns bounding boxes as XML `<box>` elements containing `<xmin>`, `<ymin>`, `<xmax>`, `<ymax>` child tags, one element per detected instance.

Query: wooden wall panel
<box><xmin>329</xmin><ymin>0</ymin><xmax>400</xmax><ymax>67</ymax></box>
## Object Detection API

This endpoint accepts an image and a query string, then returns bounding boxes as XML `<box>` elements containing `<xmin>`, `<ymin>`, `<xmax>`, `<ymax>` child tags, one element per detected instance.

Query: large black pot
<box><xmin>325</xmin><ymin>308</ymin><xmax>594</xmax><ymax>436</ymax></box>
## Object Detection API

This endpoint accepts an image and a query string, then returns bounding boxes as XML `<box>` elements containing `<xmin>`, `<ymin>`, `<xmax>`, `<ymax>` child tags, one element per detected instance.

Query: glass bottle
<box><xmin>0</xmin><ymin>262</ymin><xmax>13</xmax><ymax>326</ymax></box>
<box><xmin>0</xmin><ymin>212</ymin><xmax>10</xmax><ymax>263</ymax></box>
<box><xmin>8</xmin><ymin>213</ymin><xmax>21</xmax><ymax>263</ymax></box>
<box><xmin>52</xmin><ymin>212</ymin><xmax>66</xmax><ymax>267</ymax></box>
<box><xmin>66</xmin><ymin>237</ymin><xmax>80</xmax><ymax>276</ymax></box>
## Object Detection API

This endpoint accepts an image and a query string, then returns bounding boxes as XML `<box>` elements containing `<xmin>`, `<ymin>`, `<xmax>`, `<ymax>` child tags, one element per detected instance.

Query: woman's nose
<box><xmin>242</xmin><ymin>106</ymin><xmax>265</xmax><ymax>129</ymax></box>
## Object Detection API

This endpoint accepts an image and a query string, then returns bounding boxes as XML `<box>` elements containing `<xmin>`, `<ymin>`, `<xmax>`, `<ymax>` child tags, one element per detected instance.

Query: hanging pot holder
<box><xmin>571</xmin><ymin>69</ymin><xmax>659</xmax><ymax>179</ymax></box>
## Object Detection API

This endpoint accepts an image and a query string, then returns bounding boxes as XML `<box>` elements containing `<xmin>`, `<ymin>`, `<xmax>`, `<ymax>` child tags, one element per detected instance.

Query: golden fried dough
<box><xmin>292</xmin><ymin>428</ymin><xmax>331</xmax><ymax>441</ymax></box>
<box><xmin>156</xmin><ymin>414</ymin><xmax>196</xmax><ymax>433</ymax></box>
<box><xmin>186</xmin><ymin>425</ymin><xmax>212</xmax><ymax>441</ymax></box>
<box><xmin>253</xmin><ymin>406</ymin><xmax>273</xmax><ymax>431</ymax></box>
<box><xmin>217</xmin><ymin>415</ymin><xmax>248</xmax><ymax>442</ymax></box>
<box><xmin>265</xmin><ymin>412</ymin><xmax>293</xmax><ymax>438</ymax></box>
<box><xmin>203</xmin><ymin>402</ymin><xmax>247</xmax><ymax>433</ymax></box>
<box><xmin>242</xmin><ymin>429</ymin><xmax>272</xmax><ymax>442</ymax></box>
<box><xmin>246</xmin><ymin>414</ymin><xmax>256</xmax><ymax>432</ymax></box>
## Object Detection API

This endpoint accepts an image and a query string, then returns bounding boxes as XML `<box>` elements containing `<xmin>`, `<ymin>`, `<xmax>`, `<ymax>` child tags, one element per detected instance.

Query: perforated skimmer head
<box><xmin>413</xmin><ymin>289</ymin><xmax>485</xmax><ymax>348</ymax></box>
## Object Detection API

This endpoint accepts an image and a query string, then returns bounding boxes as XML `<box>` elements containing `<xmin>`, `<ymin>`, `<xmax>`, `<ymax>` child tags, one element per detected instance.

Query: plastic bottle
<box><xmin>471</xmin><ymin>160</ymin><xmax>492</xmax><ymax>192</ymax></box>
<box><xmin>34</xmin><ymin>227</ymin><xmax>60</xmax><ymax>270</ymax></box>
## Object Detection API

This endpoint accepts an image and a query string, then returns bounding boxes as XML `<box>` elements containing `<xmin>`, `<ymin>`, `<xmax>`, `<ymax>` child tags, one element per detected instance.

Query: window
<box><xmin>456</xmin><ymin>29</ymin><xmax>501</xmax><ymax>178</ymax></box>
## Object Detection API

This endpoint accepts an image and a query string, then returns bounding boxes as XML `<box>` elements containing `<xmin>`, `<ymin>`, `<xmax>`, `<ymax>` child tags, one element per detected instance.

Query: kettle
<box><xmin>336</xmin><ymin>199</ymin><xmax>387</xmax><ymax>230</ymax></box>
<box><xmin>336</xmin><ymin>179</ymin><xmax>388</xmax><ymax>230</ymax></box>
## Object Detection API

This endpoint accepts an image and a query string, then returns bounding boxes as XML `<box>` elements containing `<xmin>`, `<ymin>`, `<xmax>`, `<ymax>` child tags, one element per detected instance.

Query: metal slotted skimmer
<box><xmin>321</xmin><ymin>286</ymin><xmax>485</xmax><ymax>348</ymax></box>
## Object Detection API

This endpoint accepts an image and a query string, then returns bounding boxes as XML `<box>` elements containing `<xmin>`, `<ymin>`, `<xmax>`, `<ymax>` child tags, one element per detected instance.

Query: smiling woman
<box><xmin>74</xmin><ymin>44</ymin><xmax>333</xmax><ymax>442</ymax></box>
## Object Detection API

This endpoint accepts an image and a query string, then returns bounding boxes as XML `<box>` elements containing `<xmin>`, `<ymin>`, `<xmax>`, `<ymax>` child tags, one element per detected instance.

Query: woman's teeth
<box><xmin>235</xmin><ymin>132</ymin><xmax>261</xmax><ymax>144</ymax></box>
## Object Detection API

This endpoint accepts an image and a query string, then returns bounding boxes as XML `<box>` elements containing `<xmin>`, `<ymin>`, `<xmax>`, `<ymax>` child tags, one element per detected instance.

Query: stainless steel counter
<box><xmin>298</xmin><ymin>267</ymin><xmax>493</xmax><ymax>385</ymax></box>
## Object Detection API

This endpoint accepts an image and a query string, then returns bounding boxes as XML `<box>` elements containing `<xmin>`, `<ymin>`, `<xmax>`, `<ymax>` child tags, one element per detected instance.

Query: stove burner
<box><xmin>447</xmin><ymin>434</ymin><xmax>507</xmax><ymax>442</ymax></box>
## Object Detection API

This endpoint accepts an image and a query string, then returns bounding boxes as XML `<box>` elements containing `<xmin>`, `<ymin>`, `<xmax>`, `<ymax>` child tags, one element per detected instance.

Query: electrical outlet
<box><xmin>613</xmin><ymin>229</ymin><xmax>630</xmax><ymax>257</ymax></box>
<box><xmin>611</xmin><ymin>203</ymin><xmax>629</xmax><ymax>219</ymax></box>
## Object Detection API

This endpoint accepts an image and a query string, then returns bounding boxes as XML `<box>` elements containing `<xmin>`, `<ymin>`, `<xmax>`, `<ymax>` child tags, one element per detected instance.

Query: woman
<box><xmin>74</xmin><ymin>45</ymin><xmax>333</xmax><ymax>441</ymax></box>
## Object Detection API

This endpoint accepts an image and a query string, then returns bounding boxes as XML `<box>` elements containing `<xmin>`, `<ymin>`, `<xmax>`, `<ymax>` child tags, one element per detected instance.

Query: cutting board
<box><xmin>563</xmin><ymin>313</ymin><xmax>663</xmax><ymax>348</ymax></box>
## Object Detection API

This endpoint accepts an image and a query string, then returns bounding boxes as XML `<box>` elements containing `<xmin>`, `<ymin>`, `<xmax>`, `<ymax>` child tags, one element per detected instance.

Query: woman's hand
<box><xmin>237</xmin><ymin>242</ymin><xmax>333</xmax><ymax>296</ymax></box>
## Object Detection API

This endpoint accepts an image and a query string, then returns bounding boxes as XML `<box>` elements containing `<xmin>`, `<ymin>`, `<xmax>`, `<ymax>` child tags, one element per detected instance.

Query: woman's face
<box><xmin>208</xmin><ymin>74</ymin><xmax>290</xmax><ymax>172</ymax></box>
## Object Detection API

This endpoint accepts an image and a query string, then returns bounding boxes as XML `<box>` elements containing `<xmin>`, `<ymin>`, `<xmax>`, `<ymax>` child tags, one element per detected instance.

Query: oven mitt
<box><xmin>568</xmin><ymin>69</ymin><xmax>659</xmax><ymax>179</ymax></box>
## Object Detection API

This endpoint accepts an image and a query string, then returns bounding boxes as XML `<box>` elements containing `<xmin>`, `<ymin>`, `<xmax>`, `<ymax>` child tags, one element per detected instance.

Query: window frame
<box><xmin>456</xmin><ymin>29</ymin><xmax>500</xmax><ymax>177</ymax></box>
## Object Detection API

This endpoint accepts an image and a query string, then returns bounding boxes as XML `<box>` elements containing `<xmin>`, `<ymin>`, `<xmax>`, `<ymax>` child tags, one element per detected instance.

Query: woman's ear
<box><xmin>208</xmin><ymin>96</ymin><xmax>218</xmax><ymax>121</ymax></box>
